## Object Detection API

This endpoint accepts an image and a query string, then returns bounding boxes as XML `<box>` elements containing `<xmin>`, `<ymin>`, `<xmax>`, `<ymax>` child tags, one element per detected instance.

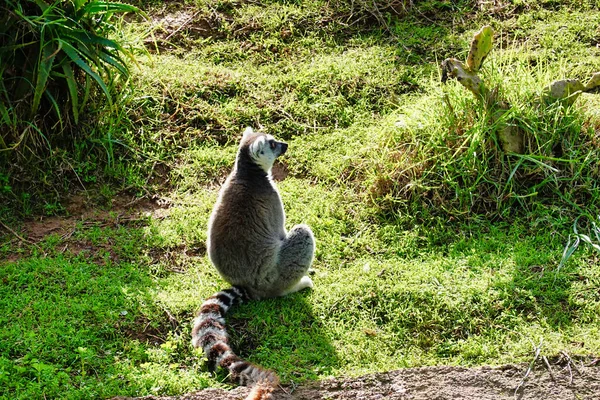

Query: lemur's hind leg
<box><xmin>273</xmin><ymin>224</ymin><xmax>315</xmax><ymax>297</ymax></box>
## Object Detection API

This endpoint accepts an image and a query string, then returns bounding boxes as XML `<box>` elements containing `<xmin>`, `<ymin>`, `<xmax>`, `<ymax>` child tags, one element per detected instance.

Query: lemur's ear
<box><xmin>242</xmin><ymin>127</ymin><xmax>254</xmax><ymax>139</ymax></box>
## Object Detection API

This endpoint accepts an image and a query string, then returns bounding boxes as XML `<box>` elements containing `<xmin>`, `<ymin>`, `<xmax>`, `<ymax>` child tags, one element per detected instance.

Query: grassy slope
<box><xmin>2</xmin><ymin>0</ymin><xmax>600</xmax><ymax>398</ymax></box>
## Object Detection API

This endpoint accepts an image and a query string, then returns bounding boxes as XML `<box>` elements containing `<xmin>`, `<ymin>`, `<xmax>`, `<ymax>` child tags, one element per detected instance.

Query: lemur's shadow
<box><xmin>224</xmin><ymin>289</ymin><xmax>338</xmax><ymax>384</ymax></box>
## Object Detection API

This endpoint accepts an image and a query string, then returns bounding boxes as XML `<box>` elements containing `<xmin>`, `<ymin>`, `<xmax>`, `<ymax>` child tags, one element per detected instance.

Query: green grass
<box><xmin>2</xmin><ymin>187</ymin><xmax>599</xmax><ymax>398</ymax></box>
<box><xmin>2</xmin><ymin>0</ymin><xmax>600</xmax><ymax>398</ymax></box>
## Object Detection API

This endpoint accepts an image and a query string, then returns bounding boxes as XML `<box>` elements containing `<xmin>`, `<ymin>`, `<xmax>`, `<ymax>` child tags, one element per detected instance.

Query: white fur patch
<box><xmin>249</xmin><ymin>134</ymin><xmax>277</xmax><ymax>172</ymax></box>
<box><xmin>198</xmin><ymin>312</ymin><xmax>225</xmax><ymax>325</ymax></box>
<box><xmin>249</xmin><ymin>135</ymin><xmax>265</xmax><ymax>157</ymax></box>
<box><xmin>228</xmin><ymin>287</ymin><xmax>242</xmax><ymax>299</ymax></box>
<box><xmin>280</xmin><ymin>275</ymin><xmax>314</xmax><ymax>296</ymax></box>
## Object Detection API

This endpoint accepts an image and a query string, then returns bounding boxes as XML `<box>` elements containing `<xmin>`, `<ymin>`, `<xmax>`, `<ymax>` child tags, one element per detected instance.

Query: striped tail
<box><xmin>191</xmin><ymin>286</ymin><xmax>279</xmax><ymax>400</ymax></box>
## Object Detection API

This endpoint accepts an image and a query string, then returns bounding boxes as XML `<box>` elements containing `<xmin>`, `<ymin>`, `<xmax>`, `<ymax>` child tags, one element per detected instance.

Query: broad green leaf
<box><xmin>63</xmin><ymin>34</ymin><xmax>107</xmax><ymax>70</ymax></box>
<box><xmin>66</xmin><ymin>30</ymin><xmax>123</xmax><ymax>51</ymax></box>
<box><xmin>59</xmin><ymin>39</ymin><xmax>113</xmax><ymax>105</ymax></box>
<box><xmin>33</xmin><ymin>0</ymin><xmax>50</xmax><ymax>12</ymax></box>
<box><xmin>466</xmin><ymin>26</ymin><xmax>493</xmax><ymax>72</ymax></box>
<box><xmin>98</xmin><ymin>49</ymin><xmax>128</xmax><ymax>76</ymax></box>
<box><xmin>73</xmin><ymin>0</ymin><xmax>88</xmax><ymax>10</ymax></box>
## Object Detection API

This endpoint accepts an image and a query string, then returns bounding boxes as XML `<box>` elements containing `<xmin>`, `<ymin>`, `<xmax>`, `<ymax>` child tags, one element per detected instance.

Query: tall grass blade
<box><xmin>81</xmin><ymin>74</ymin><xmax>92</xmax><ymax>113</ymax></box>
<box><xmin>593</xmin><ymin>219</ymin><xmax>600</xmax><ymax>243</ymax></box>
<box><xmin>576</xmin><ymin>234</ymin><xmax>600</xmax><ymax>252</ymax></box>
<box><xmin>62</xmin><ymin>63</ymin><xmax>79</xmax><ymax>123</ymax></box>
<box><xmin>555</xmin><ymin>216</ymin><xmax>600</xmax><ymax>282</ymax></box>
<box><xmin>44</xmin><ymin>90</ymin><xmax>62</xmax><ymax>130</ymax></box>
<box><xmin>81</xmin><ymin>1</ymin><xmax>139</xmax><ymax>17</ymax></box>
<box><xmin>506</xmin><ymin>156</ymin><xmax>525</xmax><ymax>185</ymax></box>
<box><xmin>555</xmin><ymin>233</ymin><xmax>580</xmax><ymax>282</ymax></box>
<box><xmin>32</xmin><ymin>44</ymin><xmax>56</xmax><ymax>115</ymax></box>
<box><xmin>0</xmin><ymin>102</ymin><xmax>9</xmax><ymax>127</ymax></box>
<box><xmin>515</xmin><ymin>154</ymin><xmax>560</xmax><ymax>173</ymax></box>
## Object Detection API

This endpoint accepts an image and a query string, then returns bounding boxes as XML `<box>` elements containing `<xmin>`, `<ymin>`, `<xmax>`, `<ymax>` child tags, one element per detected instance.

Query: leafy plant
<box><xmin>0</xmin><ymin>0</ymin><xmax>139</xmax><ymax>155</ymax></box>
<box><xmin>362</xmin><ymin>25</ymin><xmax>600</xmax><ymax>223</ymax></box>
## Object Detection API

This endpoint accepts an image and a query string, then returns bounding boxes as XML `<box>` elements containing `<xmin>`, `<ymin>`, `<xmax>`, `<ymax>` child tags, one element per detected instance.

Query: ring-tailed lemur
<box><xmin>192</xmin><ymin>127</ymin><xmax>315</xmax><ymax>400</ymax></box>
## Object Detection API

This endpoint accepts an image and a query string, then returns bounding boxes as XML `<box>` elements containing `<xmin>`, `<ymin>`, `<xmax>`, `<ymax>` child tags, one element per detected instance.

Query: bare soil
<box><xmin>143</xmin><ymin>7</ymin><xmax>226</xmax><ymax>50</ymax></box>
<box><xmin>21</xmin><ymin>194</ymin><xmax>169</xmax><ymax>241</ymax></box>
<box><xmin>1</xmin><ymin>193</ymin><xmax>171</xmax><ymax>263</ymax></box>
<box><xmin>118</xmin><ymin>359</ymin><xmax>600</xmax><ymax>400</ymax></box>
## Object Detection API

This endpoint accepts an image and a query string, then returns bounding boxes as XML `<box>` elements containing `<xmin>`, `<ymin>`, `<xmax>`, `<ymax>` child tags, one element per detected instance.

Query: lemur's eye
<box><xmin>269</xmin><ymin>140</ymin><xmax>276</xmax><ymax>150</ymax></box>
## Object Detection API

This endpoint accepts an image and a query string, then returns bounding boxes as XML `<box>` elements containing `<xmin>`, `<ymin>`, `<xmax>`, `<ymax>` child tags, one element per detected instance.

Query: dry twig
<box><xmin>164</xmin><ymin>11</ymin><xmax>201</xmax><ymax>41</ymax></box>
<box><xmin>0</xmin><ymin>220</ymin><xmax>35</xmax><ymax>245</ymax></box>
<box><xmin>585</xmin><ymin>358</ymin><xmax>599</xmax><ymax>367</ymax></box>
<box><xmin>0</xmin><ymin>220</ymin><xmax>44</xmax><ymax>255</ymax></box>
<box><xmin>514</xmin><ymin>340</ymin><xmax>542</xmax><ymax>399</ymax></box>
<box><xmin>565</xmin><ymin>361</ymin><xmax>573</xmax><ymax>385</ymax></box>
<box><xmin>542</xmin><ymin>356</ymin><xmax>556</xmax><ymax>383</ymax></box>
<box><xmin>557</xmin><ymin>350</ymin><xmax>583</xmax><ymax>385</ymax></box>
<box><xmin>560</xmin><ymin>351</ymin><xmax>583</xmax><ymax>376</ymax></box>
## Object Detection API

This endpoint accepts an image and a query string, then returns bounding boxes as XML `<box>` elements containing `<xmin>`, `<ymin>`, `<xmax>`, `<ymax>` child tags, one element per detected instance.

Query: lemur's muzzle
<box><xmin>279</xmin><ymin>142</ymin><xmax>288</xmax><ymax>155</ymax></box>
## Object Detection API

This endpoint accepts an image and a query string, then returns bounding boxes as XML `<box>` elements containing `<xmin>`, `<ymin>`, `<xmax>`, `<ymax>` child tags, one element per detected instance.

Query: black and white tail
<box><xmin>191</xmin><ymin>286</ymin><xmax>279</xmax><ymax>400</ymax></box>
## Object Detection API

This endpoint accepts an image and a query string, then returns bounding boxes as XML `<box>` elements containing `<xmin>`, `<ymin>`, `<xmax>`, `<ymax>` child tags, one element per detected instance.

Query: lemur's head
<box><xmin>238</xmin><ymin>127</ymin><xmax>288</xmax><ymax>173</ymax></box>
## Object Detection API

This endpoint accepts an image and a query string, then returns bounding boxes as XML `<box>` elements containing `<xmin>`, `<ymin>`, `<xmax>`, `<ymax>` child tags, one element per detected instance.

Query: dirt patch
<box><xmin>119</xmin><ymin>314</ymin><xmax>181</xmax><ymax>347</ymax></box>
<box><xmin>272</xmin><ymin>161</ymin><xmax>289</xmax><ymax>182</ymax></box>
<box><xmin>0</xmin><ymin>193</ymin><xmax>171</xmax><ymax>262</ymax></box>
<box><xmin>144</xmin><ymin>8</ymin><xmax>225</xmax><ymax>51</ymax></box>
<box><xmin>146</xmin><ymin>243</ymin><xmax>207</xmax><ymax>274</ymax></box>
<box><xmin>115</xmin><ymin>358</ymin><xmax>600</xmax><ymax>400</ymax></box>
<box><xmin>20</xmin><ymin>193</ymin><xmax>170</xmax><ymax>243</ymax></box>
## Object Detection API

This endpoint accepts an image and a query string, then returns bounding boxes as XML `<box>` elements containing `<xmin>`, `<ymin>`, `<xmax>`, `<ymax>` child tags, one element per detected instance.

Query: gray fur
<box><xmin>207</xmin><ymin>127</ymin><xmax>315</xmax><ymax>299</ymax></box>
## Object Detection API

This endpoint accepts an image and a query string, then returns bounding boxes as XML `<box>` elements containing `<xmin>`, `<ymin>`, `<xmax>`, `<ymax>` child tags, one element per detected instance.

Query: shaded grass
<box><xmin>0</xmin><ymin>0</ymin><xmax>142</xmax><ymax>219</ymax></box>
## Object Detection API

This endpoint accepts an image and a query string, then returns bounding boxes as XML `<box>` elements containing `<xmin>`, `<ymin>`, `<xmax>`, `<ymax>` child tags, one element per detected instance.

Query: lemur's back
<box><xmin>207</xmin><ymin>140</ymin><xmax>286</xmax><ymax>289</ymax></box>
